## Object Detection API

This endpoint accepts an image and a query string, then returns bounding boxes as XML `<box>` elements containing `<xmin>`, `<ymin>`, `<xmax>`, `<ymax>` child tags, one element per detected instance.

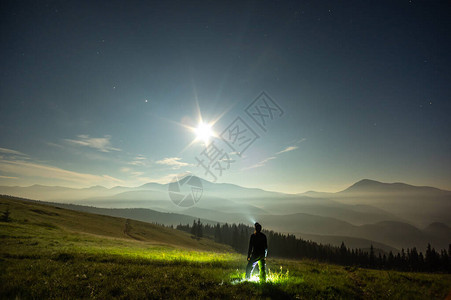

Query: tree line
<box><xmin>177</xmin><ymin>220</ymin><xmax>450</xmax><ymax>273</ymax></box>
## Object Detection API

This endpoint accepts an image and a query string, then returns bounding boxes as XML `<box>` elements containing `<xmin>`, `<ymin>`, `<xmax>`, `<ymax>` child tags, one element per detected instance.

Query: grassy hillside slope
<box><xmin>1</xmin><ymin>196</ymin><xmax>450</xmax><ymax>299</ymax></box>
<box><xmin>0</xmin><ymin>196</ymin><xmax>228</xmax><ymax>252</ymax></box>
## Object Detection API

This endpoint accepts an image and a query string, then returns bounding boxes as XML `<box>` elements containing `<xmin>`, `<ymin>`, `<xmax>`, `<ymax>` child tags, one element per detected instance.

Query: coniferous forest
<box><xmin>177</xmin><ymin>220</ymin><xmax>451</xmax><ymax>273</ymax></box>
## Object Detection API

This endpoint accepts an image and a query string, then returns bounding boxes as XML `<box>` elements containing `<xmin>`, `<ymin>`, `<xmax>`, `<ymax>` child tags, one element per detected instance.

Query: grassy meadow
<box><xmin>0</xmin><ymin>196</ymin><xmax>450</xmax><ymax>299</ymax></box>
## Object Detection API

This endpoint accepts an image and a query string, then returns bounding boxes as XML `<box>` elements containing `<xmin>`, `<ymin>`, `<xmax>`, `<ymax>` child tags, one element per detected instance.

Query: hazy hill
<box><xmin>423</xmin><ymin>222</ymin><xmax>451</xmax><ymax>239</ymax></box>
<box><xmin>258</xmin><ymin>196</ymin><xmax>403</xmax><ymax>225</ymax></box>
<box><xmin>340</xmin><ymin>179</ymin><xmax>448</xmax><ymax>195</ymax></box>
<box><xmin>353</xmin><ymin>221</ymin><xmax>431</xmax><ymax>250</ymax></box>
<box><xmin>79</xmin><ymin>190</ymin><xmax>268</xmax><ymax>216</ymax></box>
<box><xmin>257</xmin><ymin>213</ymin><xmax>449</xmax><ymax>252</ymax></box>
<box><xmin>329</xmin><ymin>179</ymin><xmax>451</xmax><ymax>227</ymax></box>
<box><xmin>294</xmin><ymin>233</ymin><xmax>398</xmax><ymax>253</ymax></box>
<box><xmin>48</xmin><ymin>202</ymin><xmax>220</xmax><ymax>227</ymax></box>
<box><xmin>0</xmin><ymin>184</ymin><xmax>117</xmax><ymax>202</ymax></box>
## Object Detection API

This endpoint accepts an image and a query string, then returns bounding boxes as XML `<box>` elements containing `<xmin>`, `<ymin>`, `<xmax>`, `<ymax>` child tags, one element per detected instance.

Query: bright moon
<box><xmin>195</xmin><ymin>122</ymin><xmax>214</xmax><ymax>144</ymax></box>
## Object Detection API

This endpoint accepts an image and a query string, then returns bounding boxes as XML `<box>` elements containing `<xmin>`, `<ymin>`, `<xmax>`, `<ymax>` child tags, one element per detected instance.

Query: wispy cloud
<box><xmin>276</xmin><ymin>138</ymin><xmax>306</xmax><ymax>155</ymax></box>
<box><xmin>243</xmin><ymin>156</ymin><xmax>277</xmax><ymax>170</ymax></box>
<box><xmin>46</xmin><ymin>142</ymin><xmax>65</xmax><ymax>149</ymax></box>
<box><xmin>64</xmin><ymin>135</ymin><xmax>121</xmax><ymax>152</ymax></box>
<box><xmin>131</xmin><ymin>171</ymin><xmax>144</xmax><ymax>176</ymax></box>
<box><xmin>0</xmin><ymin>147</ymin><xmax>28</xmax><ymax>157</ymax></box>
<box><xmin>128</xmin><ymin>155</ymin><xmax>148</xmax><ymax>166</ymax></box>
<box><xmin>120</xmin><ymin>170</ymin><xmax>187</xmax><ymax>185</ymax></box>
<box><xmin>243</xmin><ymin>138</ymin><xmax>306</xmax><ymax>170</ymax></box>
<box><xmin>155</xmin><ymin>157</ymin><xmax>192</xmax><ymax>169</ymax></box>
<box><xmin>147</xmin><ymin>172</ymin><xmax>192</xmax><ymax>184</ymax></box>
<box><xmin>117</xmin><ymin>165</ymin><xmax>150</xmax><ymax>185</ymax></box>
<box><xmin>101</xmin><ymin>175</ymin><xmax>123</xmax><ymax>183</ymax></box>
<box><xmin>0</xmin><ymin>159</ymin><xmax>123</xmax><ymax>187</ymax></box>
<box><xmin>296</xmin><ymin>138</ymin><xmax>307</xmax><ymax>143</ymax></box>
<box><xmin>0</xmin><ymin>175</ymin><xmax>19</xmax><ymax>179</ymax></box>
<box><xmin>276</xmin><ymin>146</ymin><xmax>298</xmax><ymax>155</ymax></box>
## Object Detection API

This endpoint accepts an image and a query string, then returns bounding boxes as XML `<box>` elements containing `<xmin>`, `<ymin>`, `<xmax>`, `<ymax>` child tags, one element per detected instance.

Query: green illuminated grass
<box><xmin>1</xmin><ymin>197</ymin><xmax>450</xmax><ymax>299</ymax></box>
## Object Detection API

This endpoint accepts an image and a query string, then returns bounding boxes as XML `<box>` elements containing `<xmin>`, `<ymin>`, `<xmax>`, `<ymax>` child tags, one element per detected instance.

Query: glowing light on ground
<box><xmin>230</xmin><ymin>267</ymin><xmax>292</xmax><ymax>285</ymax></box>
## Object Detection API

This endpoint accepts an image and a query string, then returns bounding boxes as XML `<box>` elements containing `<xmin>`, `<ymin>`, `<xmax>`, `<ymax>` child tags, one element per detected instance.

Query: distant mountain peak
<box><xmin>341</xmin><ymin>179</ymin><xmax>386</xmax><ymax>193</ymax></box>
<box><xmin>423</xmin><ymin>222</ymin><xmax>451</xmax><ymax>237</ymax></box>
<box><xmin>139</xmin><ymin>174</ymin><xmax>210</xmax><ymax>189</ymax></box>
<box><xmin>341</xmin><ymin>179</ymin><xmax>447</xmax><ymax>194</ymax></box>
<box><xmin>424</xmin><ymin>222</ymin><xmax>450</xmax><ymax>230</ymax></box>
<box><xmin>353</xmin><ymin>179</ymin><xmax>385</xmax><ymax>187</ymax></box>
<box><xmin>139</xmin><ymin>182</ymin><xmax>166</xmax><ymax>188</ymax></box>
<box><xmin>84</xmin><ymin>185</ymin><xmax>107</xmax><ymax>190</ymax></box>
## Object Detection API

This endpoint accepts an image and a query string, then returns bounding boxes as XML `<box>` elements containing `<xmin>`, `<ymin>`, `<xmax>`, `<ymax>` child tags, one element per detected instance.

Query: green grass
<box><xmin>1</xmin><ymin>197</ymin><xmax>450</xmax><ymax>299</ymax></box>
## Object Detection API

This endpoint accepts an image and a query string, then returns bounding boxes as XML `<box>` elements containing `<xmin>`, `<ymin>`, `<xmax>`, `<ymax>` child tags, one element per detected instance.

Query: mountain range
<box><xmin>1</xmin><ymin>178</ymin><xmax>450</xmax><ymax>252</ymax></box>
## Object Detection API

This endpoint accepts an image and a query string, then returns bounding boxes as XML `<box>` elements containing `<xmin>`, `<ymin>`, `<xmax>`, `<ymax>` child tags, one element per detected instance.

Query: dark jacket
<box><xmin>247</xmin><ymin>232</ymin><xmax>267</xmax><ymax>258</ymax></box>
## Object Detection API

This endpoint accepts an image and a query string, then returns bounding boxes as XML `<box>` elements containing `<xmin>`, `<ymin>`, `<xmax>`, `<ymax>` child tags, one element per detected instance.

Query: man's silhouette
<box><xmin>245</xmin><ymin>222</ymin><xmax>267</xmax><ymax>281</ymax></box>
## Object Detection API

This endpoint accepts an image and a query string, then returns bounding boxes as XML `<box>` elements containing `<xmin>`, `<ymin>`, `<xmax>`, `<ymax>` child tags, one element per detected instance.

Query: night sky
<box><xmin>1</xmin><ymin>0</ymin><xmax>450</xmax><ymax>192</ymax></box>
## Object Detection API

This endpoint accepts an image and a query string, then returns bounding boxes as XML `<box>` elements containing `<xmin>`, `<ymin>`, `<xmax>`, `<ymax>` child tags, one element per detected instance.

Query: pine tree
<box><xmin>340</xmin><ymin>242</ymin><xmax>348</xmax><ymax>264</ymax></box>
<box><xmin>239</xmin><ymin>227</ymin><xmax>247</xmax><ymax>254</ymax></box>
<box><xmin>191</xmin><ymin>219</ymin><xmax>197</xmax><ymax>236</ymax></box>
<box><xmin>369</xmin><ymin>245</ymin><xmax>375</xmax><ymax>268</ymax></box>
<box><xmin>419</xmin><ymin>252</ymin><xmax>425</xmax><ymax>271</ymax></box>
<box><xmin>232</xmin><ymin>225</ymin><xmax>239</xmax><ymax>250</ymax></box>
<box><xmin>388</xmin><ymin>251</ymin><xmax>394</xmax><ymax>269</ymax></box>
<box><xmin>425</xmin><ymin>243</ymin><xmax>432</xmax><ymax>271</ymax></box>
<box><xmin>197</xmin><ymin>219</ymin><xmax>203</xmax><ymax>238</ymax></box>
<box><xmin>214</xmin><ymin>223</ymin><xmax>222</xmax><ymax>243</ymax></box>
<box><xmin>410</xmin><ymin>247</ymin><xmax>419</xmax><ymax>271</ymax></box>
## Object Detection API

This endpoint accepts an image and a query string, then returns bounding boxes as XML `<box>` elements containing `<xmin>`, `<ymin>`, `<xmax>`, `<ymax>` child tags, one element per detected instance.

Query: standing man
<box><xmin>245</xmin><ymin>222</ymin><xmax>267</xmax><ymax>281</ymax></box>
